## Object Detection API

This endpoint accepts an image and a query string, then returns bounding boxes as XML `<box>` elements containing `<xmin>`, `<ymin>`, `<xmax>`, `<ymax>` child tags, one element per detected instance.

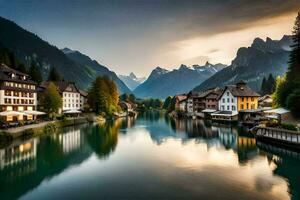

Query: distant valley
<box><xmin>118</xmin><ymin>73</ymin><xmax>146</xmax><ymax>91</ymax></box>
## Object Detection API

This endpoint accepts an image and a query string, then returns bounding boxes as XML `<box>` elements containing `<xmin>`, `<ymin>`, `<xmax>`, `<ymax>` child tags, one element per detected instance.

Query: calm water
<box><xmin>0</xmin><ymin>111</ymin><xmax>300</xmax><ymax>200</ymax></box>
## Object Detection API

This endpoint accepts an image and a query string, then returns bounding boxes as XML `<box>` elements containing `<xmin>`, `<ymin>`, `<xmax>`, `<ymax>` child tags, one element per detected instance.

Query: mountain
<box><xmin>118</xmin><ymin>72</ymin><xmax>146</xmax><ymax>90</ymax></box>
<box><xmin>61</xmin><ymin>48</ymin><xmax>131</xmax><ymax>93</ymax></box>
<box><xmin>194</xmin><ymin>35</ymin><xmax>293</xmax><ymax>92</ymax></box>
<box><xmin>134</xmin><ymin>63</ymin><xmax>226</xmax><ymax>99</ymax></box>
<box><xmin>0</xmin><ymin>16</ymin><xmax>130</xmax><ymax>93</ymax></box>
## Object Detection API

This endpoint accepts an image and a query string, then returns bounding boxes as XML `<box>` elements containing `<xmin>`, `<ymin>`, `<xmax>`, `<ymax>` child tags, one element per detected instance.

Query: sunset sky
<box><xmin>0</xmin><ymin>0</ymin><xmax>299</xmax><ymax>77</ymax></box>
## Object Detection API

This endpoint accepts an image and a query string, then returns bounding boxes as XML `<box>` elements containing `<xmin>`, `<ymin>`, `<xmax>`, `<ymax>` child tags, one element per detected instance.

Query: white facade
<box><xmin>218</xmin><ymin>89</ymin><xmax>238</xmax><ymax>114</ymax></box>
<box><xmin>62</xmin><ymin>91</ymin><xmax>81</xmax><ymax>111</ymax></box>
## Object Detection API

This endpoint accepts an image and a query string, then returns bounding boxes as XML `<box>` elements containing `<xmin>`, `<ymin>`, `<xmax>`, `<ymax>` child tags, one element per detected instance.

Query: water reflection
<box><xmin>0</xmin><ymin>112</ymin><xmax>299</xmax><ymax>200</ymax></box>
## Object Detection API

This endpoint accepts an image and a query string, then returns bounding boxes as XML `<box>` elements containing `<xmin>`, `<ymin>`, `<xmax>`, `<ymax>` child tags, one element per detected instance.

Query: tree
<box><xmin>286</xmin><ymin>89</ymin><xmax>300</xmax><ymax>117</ymax></box>
<box><xmin>42</xmin><ymin>82</ymin><xmax>62</xmax><ymax>117</ymax></box>
<box><xmin>48</xmin><ymin>67</ymin><xmax>62</xmax><ymax>81</ymax></box>
<box><xmin>260</xmin><ymin>77</ymin><xmax>267</xmax><ymax>95</ymax></box>
<box><xmin>88</xmin><ymin>76</ymin><xmax>120</xmax><ymax>116</ymax></box>
<box><xmin>163</xmin><ymin>96</ymin><xmax>172</xmax><ymax>110</ymax></box>
<box><xmin>266</xmin><ymin>73</ymin><xmax>276</xmax><ymax>94</ymax></box>
<box><xmin>29</xmin><ymin>61</ymin><xmax>43</xmax><ymax>84</ymax></box>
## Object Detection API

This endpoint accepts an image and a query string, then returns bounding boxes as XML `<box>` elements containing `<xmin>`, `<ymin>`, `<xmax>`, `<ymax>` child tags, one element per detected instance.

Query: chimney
<box><xmin>236</xmin><ymin>80</ymin><xmax>246</xmax><ymax>90</ymax></box>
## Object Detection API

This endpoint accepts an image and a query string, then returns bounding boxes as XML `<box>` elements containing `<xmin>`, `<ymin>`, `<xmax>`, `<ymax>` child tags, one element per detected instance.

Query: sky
<box><xmin>0</xmin><ymin>0</ymin><xmax>299</xmax><ymax>77</ymax></box>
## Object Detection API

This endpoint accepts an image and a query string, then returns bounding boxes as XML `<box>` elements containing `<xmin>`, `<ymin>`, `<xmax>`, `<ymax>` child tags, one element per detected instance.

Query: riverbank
<box><xmin>0</xmin><ymin>116</ymin><xmax>95</xmax><ymax>142</ymax></box>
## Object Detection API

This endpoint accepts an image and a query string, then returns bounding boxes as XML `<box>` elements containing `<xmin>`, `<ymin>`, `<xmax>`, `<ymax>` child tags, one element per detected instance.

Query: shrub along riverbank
<box><xmin>0</xmin><ymin>116</ymin><xmax>93</xmax><ymax>142</ymax></box>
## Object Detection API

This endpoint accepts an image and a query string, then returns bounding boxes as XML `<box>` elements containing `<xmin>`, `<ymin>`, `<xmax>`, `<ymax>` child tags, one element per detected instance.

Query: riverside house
<box><xmin>174</xmin><ymin>95</ymin><xmax>187</xmax><ymax>112</ymax></box>
<box><xmin>212</xmin><ymin>81</ymin><xmax>260</xmax><ymax>121</ymax></box>
<box><xmin>0</xmin><ymin>64</ymin><xmax>41</xmax><ymax>123</ymax></box>
<box><xmin>40</xmin><ymin>81</ymin><xmax>84</xmax><ymax>114</ymax></box>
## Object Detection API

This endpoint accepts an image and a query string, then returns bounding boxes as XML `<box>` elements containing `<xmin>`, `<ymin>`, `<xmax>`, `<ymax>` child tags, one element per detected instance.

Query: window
<box><xmin>5</xmin><ymin>90</ymin><xmax>11</xmax><ymax>96</ymax></box>
<box><xmin>221</xmin><ymin>106</ymin><xmax>225</xmax><ymax>110</ymax></box>
<box><xmin>227</xmin><ymin>92</ymin><xmax>229</xmax><ymax>96</ymax></box>
<box><xmin>232</xmin><ymin>98</ymin><xmax>234</xmax><ymax>103</ymax></box>
<box><xmin>247</xmin><ymin>103</ymin><xmax>249</xmax><ymax>109</ymax></box>
<box><xmin>241</xmin><ymin>104</ymin><xmax>244</xmax><ymax>110</ymax></box>
<box><xmin>222</xmin><ymin>98</ymin><xmax>225</xmax><ymax>103</ymax></box>
<box><xmin>242</xmin><ymin>97</ymin><xmax>244</xmax><ymax>102</ymax></box>
<box><xmin>232</xmin><ymin>106</ymin><xmax>236</xmax><ymax>111</ymax></box>
<box><xmin>251</xmin><ymin>104</ymin><xmax>255</xmax><ymax>109</ymax></box>
<box><xmin>227</xmin><ymin>106</ymin><xmax>230</xmax><ymax>110</ymax></box>
<box><xmin>251</xmin><ymin>97</ymin><xmax>254</xmax><ymax>101</ymax></box>
<box><xmin>227</xmin><ymin>98</ymin><xmax>230</xmax><ymax>103</ymax></box>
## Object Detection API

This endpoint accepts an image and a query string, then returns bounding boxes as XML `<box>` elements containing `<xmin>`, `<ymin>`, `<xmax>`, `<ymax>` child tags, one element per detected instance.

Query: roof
<box><xmin>264</xmin><ymin>108</ymin><xmax>290</xmax><ymax>115</ymax></box>
<box><xmin>175</xmin><ymin>95</ymin><xmax>187</xmax><ymax>102</ymax></box>
<box><xmin>218</xmin><ymin>81</ymin><xmax>260</xmax><ymax>99</ymax></box>
<box><xmin>0</xmin><ymin>63</ymin><xmax>36</xmax><ymax>84</ymax></box>
<box><xmin>258</xmin><ymin>95</ymin><xmax>273</xmax><ymax>102</ymax></box>
<box><xmin>40</xmin><ymin>81</ymin><xmax>80</xmax><ymax>93</ymax></box>
<box><xmin>79</xmin><ymin>90</ymin><xmax>88</xmax><ymax>97</ymax></box>
<box><xmin>211</xmin><ymin>111</ymin><xmax>238</xmax><ymax>116</ymax></box>
<box><xmin>193</xmin><ymin>87</ymin><xmax>223</xmax><ymax>99</ymax></box>
<box><xmin>202</xmin><ymin>109</ymin><xmax>217</xmax><ymax>113</ymax></box>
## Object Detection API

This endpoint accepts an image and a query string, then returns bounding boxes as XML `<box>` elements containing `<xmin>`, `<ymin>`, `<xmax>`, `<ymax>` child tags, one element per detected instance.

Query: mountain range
<box><xmin>0</xmin><ymin>16</ymin><xmax>130</xmax><ymax>93</ymax></box>
<box><xmin>194</xmin><ymin>35</ymin><xmax>292</xmax><ymax>92</ymax></box>
<box><xmin>133</xmin><ymin>62</ymin><xmax>226</xmax><ymax>99</ymax></box>
<box><xmin>118</xmin><ymin>73</ymin><xmax>146</xmax><ymax>90</ymax></box>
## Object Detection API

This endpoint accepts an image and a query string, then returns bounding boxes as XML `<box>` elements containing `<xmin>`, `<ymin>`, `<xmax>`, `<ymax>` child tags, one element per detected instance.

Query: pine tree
<box><xmin>267</xmin><ymin>73</ymin><xmax>276</xmax><ymax>94</ymax></box>
<box><xmin>48</xmin><ymin>67</ymin><xmax>62</xmax><ymax>81</ymax></box>
<box><xmin>260</xmin><ymin>77</ymin><xmax>267</xmax><ymax>95</ymax></box>
<box><xmin>29</xmin><ymin>61</ymin><xmax>43</xmax><ymax>84</ymax></box>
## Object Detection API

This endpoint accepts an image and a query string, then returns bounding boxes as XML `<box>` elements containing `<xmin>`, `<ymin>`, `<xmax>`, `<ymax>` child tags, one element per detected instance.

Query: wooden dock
<box><xmin>254</xmin><ymin>127</ymin><xmax>300</xmax><ymax>150</ymax></box>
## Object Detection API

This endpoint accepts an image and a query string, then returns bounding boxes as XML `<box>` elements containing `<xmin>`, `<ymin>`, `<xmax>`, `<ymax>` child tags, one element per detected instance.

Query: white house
<box><xmin>40</xmin><ymin>81</ymin><xmax>82</xmax><ymax>114</ymax></box>
<box><xmin>218</xmin><ymin>88</ymin><xmax>238</xmax><ymax>115</ymax></box>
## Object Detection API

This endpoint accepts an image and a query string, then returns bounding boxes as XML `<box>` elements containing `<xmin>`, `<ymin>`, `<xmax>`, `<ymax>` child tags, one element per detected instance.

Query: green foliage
<box><xmin>273</xmin><ymin>13</ymin><xmax>300</xmax><ymax>118</ymax></box>
<box><xmin>273</xmin><ymin>76</ymin><xmax>288</xmax><ymax>108</ymax></box>
<box><xmin>48</xmin><ymin>67</ymin><xmax>62</xmax><ymax>81</ymax></box>
<box><xmin>41</xmin><ymin>82</ymin><xmax>63</xmax><ymax>117</ymax></box>
<box><xmin>29</xmin><ymin>61</ymin><xmax>43</xmax><ymax>84</ymax></box>
<box><xmin>88</xmin><ymin>76</ymin><xmax>120</xmax><ymax>116</ymax></box>
<box><xmin>281</xmin><ymin>122</ymin><xmax>298</xmax><ymax>131</ymax></box>
<box><xmin>286</xmin><ymin>89</ymin><xmax>300</xmax><ymax>117</ymax></box>
<box><xmin>261</xmin><ymin>74</ymin><xmax>276</xmax><ymax>95</ymax></box>
<box><xmin>137</xmin><ymin>98</ymin><xmax>163</xmax><ymax>111</ymax></box>
<box><xmin>22</xmin><ymin>129</ymin><xmax>34</xmax><ymax>138</ymax></box>
<box><xmin>43</xmin><ymin>123</ymin><xmax>57</xmax><ymax>134</ymax></box>
<box><xmin>163</xmin><ymin>96</ymin><xmax>172</xmax><ymax>110</ymax></box>
<box><xmin>0</xmin><ymin>45</ymin><xmax>28</xmax><ymax>73</ymax></box>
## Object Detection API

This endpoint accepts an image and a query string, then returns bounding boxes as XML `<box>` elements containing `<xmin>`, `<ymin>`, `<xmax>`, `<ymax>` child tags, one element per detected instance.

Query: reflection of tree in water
<box><xmin>85</xmin><ymin>121</ymin><xmax>120</xmax><ymax>159</ymax></box>
<box><xmin>0</xmin><ymin>124</ymin><xmax>91</xmax><ymax>200</ymax></box>
<box><xmin>258</xmin><ymin>143</ymin><xmax>300</xmax><ymax>200</ymax></box>
<box><xmin>138</xmin><ymin>111</ymin><xmax>161</xmax><ymax>122</ymax></box>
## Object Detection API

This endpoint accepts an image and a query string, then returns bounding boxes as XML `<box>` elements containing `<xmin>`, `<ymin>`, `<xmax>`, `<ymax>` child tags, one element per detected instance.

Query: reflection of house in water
<box><xmin>217</xmin><ymin>126</ymin><xmax>237</xmax><ymax>149</ymax></box>
<box><xmin>236</xmin><ymin>136</ymin><xmax>258</xmax><ymax>164</ymax></box>
<box><xmin>0</xmin><ymin>138</ymin><xmax>37</xmax><ymax>178</ymax></box>
<box><xmin>57</xmin><ymin>129</ymin><xmax>82</xmax><ymax>154</ymax></box>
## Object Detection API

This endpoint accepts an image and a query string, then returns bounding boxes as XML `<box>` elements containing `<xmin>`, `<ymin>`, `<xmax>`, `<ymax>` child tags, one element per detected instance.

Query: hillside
<box><xmin>194</xmin><ymin>35</ymin><xmax>292</xmax><ymax>92</ymax></box>
<box><xmin>61</xmin><ymin>48</ymin><xmax>131</xmax><ymax>93</ymax></box>
<box><xmin>0</xmin><ymin>16</ymin><xmax>130</xmax><ymax>93</ymax></box>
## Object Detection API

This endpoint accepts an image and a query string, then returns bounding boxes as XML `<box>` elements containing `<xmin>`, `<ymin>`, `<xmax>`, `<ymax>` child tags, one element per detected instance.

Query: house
<box><xmin>79</xmin><ymin>90</ymin><xmax>88</xmax><ymax>111</ymax></box>
<box><xmin>258</xmin><ymin>95</ymin><xmax>273</xmax><ymax>109</ymax></box>
<box><xmin>186</xmin><ymin>91</ymin><xmax>199</xmax><ymax>114</ymax></box>
<box><xmin>40</xmin><ymin>81</ymin><xmax>82</xmax><ymax>114</ymax></box>
<box><xmin>188</xmin><ymin>88</ymin><xmax>222</xmax><ymax>114</ymax></box>
<box><xmin>212</xmin><ymin>81</ymin><xmax>260</xmax><ymax>121</ymax></box>
<box><xmin>0</xmin><ymin>64</ymin><xmax>39</xmax><ymax>122</ymax></box>
<box><xmin>174</xmin><ymin>95</ymin><xmax>187</xmax><ymax>112</ymax></box>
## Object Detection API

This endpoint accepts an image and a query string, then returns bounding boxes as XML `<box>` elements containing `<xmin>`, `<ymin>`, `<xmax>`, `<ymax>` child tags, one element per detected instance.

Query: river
<box><xmin>0</xmin><ymin>111</ymin><xmax>299</xmax><ymax>200</ymax></box>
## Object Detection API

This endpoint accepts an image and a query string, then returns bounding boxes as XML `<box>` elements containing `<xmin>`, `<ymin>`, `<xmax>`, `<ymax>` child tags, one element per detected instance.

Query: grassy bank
<box><xmin>0</xmin><ymin>117</ymin><xmax>92</xmax><ymax>142</ymax></box>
